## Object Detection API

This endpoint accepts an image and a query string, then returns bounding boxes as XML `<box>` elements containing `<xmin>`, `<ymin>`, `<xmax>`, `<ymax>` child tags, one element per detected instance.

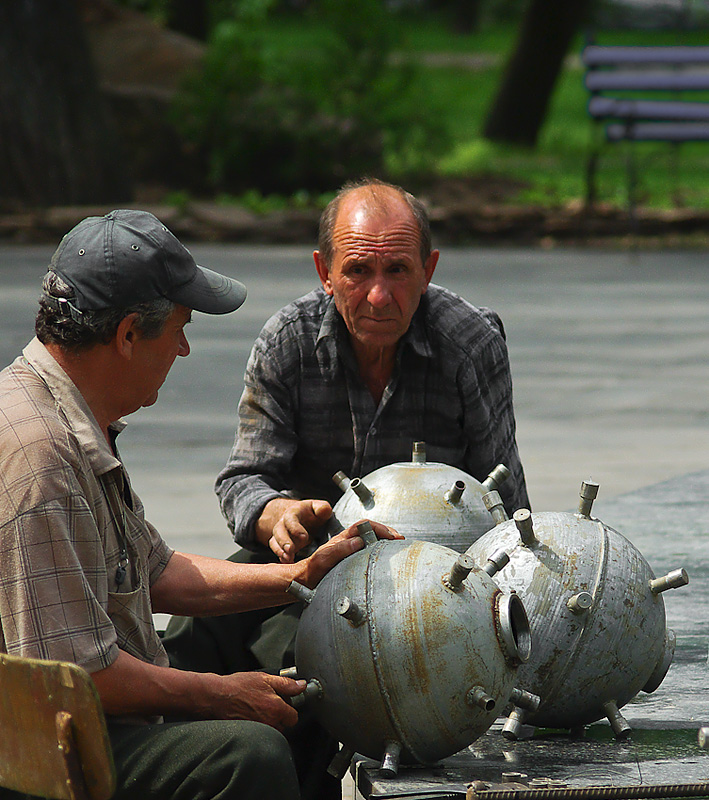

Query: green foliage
<box><xmin>171</xmin><ymin>0</ymin><xmax>448</xmax><ymax>193</ymax></box>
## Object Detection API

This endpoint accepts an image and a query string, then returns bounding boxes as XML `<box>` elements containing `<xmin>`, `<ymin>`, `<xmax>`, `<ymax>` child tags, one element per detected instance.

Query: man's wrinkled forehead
<box><xmin>331</xmin><ymin>188</ymin><xmax>423</xmax><ymax>260</ymax></box>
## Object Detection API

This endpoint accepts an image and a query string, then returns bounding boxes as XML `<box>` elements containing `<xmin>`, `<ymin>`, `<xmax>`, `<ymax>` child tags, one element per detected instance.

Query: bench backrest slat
<box><xmin>589</xmin><ymin>96</ymin><xmax>709</xmax><ymax>121</ymax></box>
<box><xmin>606</xmin><ymin>121</ymin><xmax>709</xmax><ymax>141</ymax></box>
<box><xmin>583</xmin><ymin>45</ymin><xmax>709</xmax><ymax>66</ymax></box>
<box><xmin>586</xmin><ymin>70</ymin><xmax>709</xmax><ymax>92</ymax></box>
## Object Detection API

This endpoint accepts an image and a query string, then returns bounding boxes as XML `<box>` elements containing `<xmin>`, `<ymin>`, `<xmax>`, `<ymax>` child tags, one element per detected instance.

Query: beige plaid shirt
<box><xmin>0</xmin><ymin>338</ymin><xmax>173</xmax><ymax>681</ymax></box>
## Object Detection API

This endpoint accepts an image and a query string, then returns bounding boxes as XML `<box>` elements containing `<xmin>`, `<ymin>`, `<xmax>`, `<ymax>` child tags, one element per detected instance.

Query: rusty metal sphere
<box><xmin>290</xmin><ymin>524</ymin><xmax>532</xmax><ymax>773</ymax></box>
<box><xmin>325</xmin><ymin>441</ymin><xmax>509</xmax><ymax>551</ymax></box>
<box><xmin>466</xmin><ymin>481</ymin><xmax>687</xmax><ymax>738</ymax></box>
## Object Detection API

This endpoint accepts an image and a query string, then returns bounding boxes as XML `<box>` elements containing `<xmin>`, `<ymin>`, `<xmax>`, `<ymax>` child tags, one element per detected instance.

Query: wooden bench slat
<box><xmin>606</xmin><ymin>121</ymin><xmax>709</xmax><ymax>141</ymax></box>
<box><xmin>586</xmin><ymin>70</ymin><xmax>709</xmax><ymax>92</ymax></box>
<box><xmin>583</xmin><ymin>45</ymin><xmax>709</xmax><ymax>67</ymax></box>
<box><xmin>589</xmin><ymin>96</ymin><xmax>709</xmax><ymax>122</ymax></box>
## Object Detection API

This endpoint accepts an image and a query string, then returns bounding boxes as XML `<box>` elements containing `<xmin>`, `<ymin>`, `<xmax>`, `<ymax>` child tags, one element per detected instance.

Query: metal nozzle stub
<box><xmin>482</xmin><ymin>463</ymin><xmax>511</xmax><ymax>492</ymax></box>
<box><xmin>577</xmin><ymin>479</ymin><xmax>600</xmax><ymax>519</ymax></box>
<box><xmin>649</xmin><ymin>568</ymin><xmax>689</xmax><ymax>595</ymax></box>
<box><xmin>356</xmin><ymin>520</ymin><xmax>378</xmax><ymax>546</ymax></box>
<box><xmin>444</xmin><ymin>553</ymin><xmax>475</xmax><ymax>591</ymax></box>
<box><xmin>483</xmin><ymin>490</ymin><xmax>509</xmax><ymax>525</ymax></box>
<box><xmin>411</xmin><ymin>441</ymin><xmax>426</xmax><ymax>463</ymax></box>
<box><xmin>380</xmin><ymin>740</ymin><xmax>402</xmax><ymax>778</ymax></box>
<box><xmin>332</xmin><ymin>470</ymin><xmax>351</xmax><ymax>494</ymax></box>
<box><xmin>567</xmin><ymin>591</ymin><xmax>593</xmax><ymax>614</ymax></box>
<box><xmin>287</xmin><ymin>580</ymin><xmax>315</xmax><ymax>604</ymax></box>
<box><xmin>513</xmin><ymin>508</ymin><xmax>535</xmax><ymax>545</ymax></box>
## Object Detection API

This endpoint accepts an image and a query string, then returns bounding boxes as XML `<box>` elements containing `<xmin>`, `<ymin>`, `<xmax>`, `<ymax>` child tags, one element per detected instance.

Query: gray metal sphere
<box><xmin>466</xmin><ymin>481</ymin><xmax>688</xmax><ymax>738</ymax></box>
<box><xmin>290</xmin><ymin>525</ymin><xmax>532</xmax><ymax>773</ymax></box>
<box><xmin>325</xmin><ymin>441</ymin><xmax>509</xmax><ymax>551</ymax></box>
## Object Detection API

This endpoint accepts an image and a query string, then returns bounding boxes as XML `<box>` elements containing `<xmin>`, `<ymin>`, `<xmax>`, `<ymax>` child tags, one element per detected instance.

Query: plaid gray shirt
<box><xmin>216</xmin><ymin>284</ymin><xmax>529</xmax><ymax>549</ymax></box>
<box><xmin>0</xmin><ymin>339</ymin><xmax>172</xmax><ymax>693</ymax></box>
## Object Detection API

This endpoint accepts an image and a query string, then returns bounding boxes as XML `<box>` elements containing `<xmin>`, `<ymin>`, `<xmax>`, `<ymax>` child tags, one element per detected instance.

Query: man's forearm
<box><xmin>150</xmin><ymin>527</ymin><xmax>367</xmax><ymax>617</ymax></box>
<box><xmin>91</xmin><ymin>650</ymin><xmax>302</xmax><ymax>730</ymax></box>
<box><xmin>150</xmin><ymin>550</ymin><xmax>301</xmax><ymax>616</ymax></box>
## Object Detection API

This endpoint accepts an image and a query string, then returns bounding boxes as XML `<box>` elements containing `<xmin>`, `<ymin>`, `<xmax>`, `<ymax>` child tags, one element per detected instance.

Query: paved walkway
<box><xmin>2</xmin><ymin>242</ymin><xmax>707</xmax><ymax>551</ymax></box>
<box><xmin>2</xmin><ymin>241</ymin><xmax>707</xmax><ymax>799</ymax></box>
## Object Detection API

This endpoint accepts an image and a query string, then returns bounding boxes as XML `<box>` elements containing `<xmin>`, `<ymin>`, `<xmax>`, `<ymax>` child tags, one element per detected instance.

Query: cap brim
<box><xmin>168</xmin><ymin>265</ymin><xmax>247</xmax><ymax>314</ymax></box>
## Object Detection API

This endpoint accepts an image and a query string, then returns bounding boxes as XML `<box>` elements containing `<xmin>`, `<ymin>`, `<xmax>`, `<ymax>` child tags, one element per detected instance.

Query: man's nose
<box><xmin>367</xmin><ymin>278</ymin><xmax>392</xmax><ymax>307</ymax></box>
<box><xmin>178</xmin><ymin>331</ymin><xmax>191</xmax><ymax>357</ymax></box>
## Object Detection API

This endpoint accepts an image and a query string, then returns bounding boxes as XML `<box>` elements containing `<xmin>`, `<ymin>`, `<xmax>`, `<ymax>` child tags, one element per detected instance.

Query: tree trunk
<box><xmin>483</xmin><ymin>0</ymin><xmax>593</xmax><ymax>146</ymax></box>
<box><xmin>0</xmin><ymin>0</ymin><xmax>132</xmax><ymax>208</ymax></box>
<box><xmin>167</xmin><ymin>0</ymin><xmax>209</xmax><ymax>41</ymax></box>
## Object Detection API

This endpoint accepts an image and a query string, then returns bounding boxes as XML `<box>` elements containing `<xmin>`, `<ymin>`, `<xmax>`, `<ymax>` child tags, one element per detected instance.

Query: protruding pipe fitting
<box><xmin>445</xmin><ymin>480</ymin><xmax>466</xmax><ymax>505</ymax></box>
<box><xmin>567</xmin><ymin>591</ymin><xmax>593</xmax><ymax>614</ymax></box>
<box><xmin>287</xmin><ymin>580</ymin><xmax>315</xmax><ymax>604</ymax></box>
<box><xmin>502</xmin><ymin>706</ymin><xmax>527</xmax><ymax>740</ymax></box>
<box><xmin>411</xmin><ymin>441</ymin><xmax>426</xmax><ymax>463</ymax></box>
<box><xmin>350</xmin><ymin>478</ymin><xmax>374</xmax><ymax>507</ymax></box>
<box><xmin>509</xmin><ymin>687</ymin><xmax>541</xmax><ymax>713</ymax></box>
<box><xmin>603</xmin><ymin>700</ymin><xmax>631</xmax><ymax>739</ymax></box>
<box><xmin>466</xmin><ymin>685</ymin><xmax>496</xmax><ymax>712</ymax></box>
<box><xmin>279</xmin><ymin>666</ymin><xmax>299</xmax><ymax>680</ymax></box>
<box><xmin>332</xmin><ymin>470</ymin><xmax>351</xmax><ymax>494</ymax></box>
<box><xmin>649</xmin><ymin>567</ymin><xmax>689</xmax><ymax>595</ymax></box>
<box><xmin>291</xmin><ymin>678</ymin><xmax>323</xmax><ymax>709</ymax></box>
<box><xmin>444</xmin><ymin>553</ymin><xmax>475</xmax><ymax>591</ymax></box>
<box><xmin>577</xmin><ymin>479</ymin><xmax>600</xmax><ymax>519</ymax></box>
<box><xmin>327</xmin><ymin>745</ymin><xmax>356</xmax><ymax>779</ymax></box>
<box><xmin>336</xmin><ymin>596</ymin><xmax>366</xmax><ymax>627</ymax></box>
<box><xmin>513</xmin><ymin>508</ymin><xmax>535</xmax><ymax>546</ymax></box>
<box><xmin>482</xmin><ymin>463</ymin><xmax>511</xmax><ymax>492</ymax></box>
<box><xmin>483</xmin><ymin>490</ymin><xmax>509</xmax><ymax>525</ymax></box>
<box><xmin>356</xmin><ymin>520</ymin><xmax>378</xmax><ymax>546</ymax></box>
<box><xmin>379</xmin><ymin>740</ymin><xmax>402</xmax><ymax>778</ymax></box>
<box><xmin>483</xmin><ymin>548</ymin><xmax>510</xmax><ymax>577</ymax></box>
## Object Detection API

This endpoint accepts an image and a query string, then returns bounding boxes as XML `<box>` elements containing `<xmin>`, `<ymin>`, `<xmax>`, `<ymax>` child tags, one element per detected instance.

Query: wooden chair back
<box><xmin>0</xmin><ymin>652</ymin><xmax>116</xmax><ymax>800</ymax></box>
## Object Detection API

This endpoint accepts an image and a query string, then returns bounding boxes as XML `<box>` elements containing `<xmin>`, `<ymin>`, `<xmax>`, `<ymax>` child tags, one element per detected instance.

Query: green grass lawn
<box><xmin>204</xmin><ymin>9</ymin><xmax>709</xmax><ymax>211</ymax></box>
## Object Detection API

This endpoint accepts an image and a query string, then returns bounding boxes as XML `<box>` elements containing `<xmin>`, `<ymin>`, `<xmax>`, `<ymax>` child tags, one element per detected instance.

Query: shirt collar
<box><xmin>22</xmin><ymin>337</ymin><xmax>123</xmax><ymax>475</ymax></box>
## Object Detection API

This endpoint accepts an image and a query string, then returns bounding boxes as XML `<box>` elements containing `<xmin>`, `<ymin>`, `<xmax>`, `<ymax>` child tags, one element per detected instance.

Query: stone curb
<box><xmin>2</xmin><ymin>201</ymin><xmax>709</xmax><ymax>245</ymax></box>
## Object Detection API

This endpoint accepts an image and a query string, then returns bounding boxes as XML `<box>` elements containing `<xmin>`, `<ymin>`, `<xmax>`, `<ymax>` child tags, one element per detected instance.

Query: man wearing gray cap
<box><xmin>0</xmin><ymin>210</ymin><xmax>395</xmax><ymax>800</ymax></box>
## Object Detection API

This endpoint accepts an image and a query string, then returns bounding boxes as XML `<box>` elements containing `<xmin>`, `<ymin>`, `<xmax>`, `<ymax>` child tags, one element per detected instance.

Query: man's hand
<box><xmin>91</xmin><ymin>650</ymin><xmax>307</xmax><ymax>733</ymax></box>
<box><xmin>209</xmin><ymin>672</ymin><xmax>305</xmax><ymax>732</ymax></box>
<box><xmin>257</xmin><ymin>498</ymin><xmax>333</xmax><ymax>563</ymax></box>
<box><xmin>295</xmin><ymin>519</ymin><xmax>403</xmax><ymax>589</ymax></box>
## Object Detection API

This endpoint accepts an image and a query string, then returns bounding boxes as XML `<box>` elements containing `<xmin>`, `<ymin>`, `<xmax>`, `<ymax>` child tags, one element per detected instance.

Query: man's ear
<box><xmin>422</xmin><ymin>249</ymin><xmax>440</xmax><ymax>292</ymax></box>
<box><xmin>313</xmin><ymin>250</ymin><xmax>334</xmax><ymax>296</ymax></box>
<box><xmin>114</xmin><ymin>313</ymin><xmax>141</xmax><ymax>359</ymax></box>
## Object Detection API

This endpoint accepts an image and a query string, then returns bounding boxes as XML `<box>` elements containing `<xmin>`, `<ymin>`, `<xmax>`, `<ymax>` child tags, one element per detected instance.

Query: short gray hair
<box><xmin>35</xmin><ymin>271</ymin><xmax>176</xmax><ymax>351</ymax></box>
<box><xmin>318</xmin><ymin>178</ymin><xmax>432</xmax><ymax>269</ymax></box>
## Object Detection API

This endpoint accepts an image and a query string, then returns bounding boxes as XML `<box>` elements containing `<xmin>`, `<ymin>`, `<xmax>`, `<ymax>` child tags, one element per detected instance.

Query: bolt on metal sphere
<box><xmin>325</xmin><ymin>441</ymin><xmax>510</xmax><ymax>551</ymax></box>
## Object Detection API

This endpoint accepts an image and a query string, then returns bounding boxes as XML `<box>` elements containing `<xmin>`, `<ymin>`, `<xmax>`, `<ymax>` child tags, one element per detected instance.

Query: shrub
<box><xmin>171</xmin><ymin>0</ymin><xmax>448</xmax><ymax>193</ymax></box>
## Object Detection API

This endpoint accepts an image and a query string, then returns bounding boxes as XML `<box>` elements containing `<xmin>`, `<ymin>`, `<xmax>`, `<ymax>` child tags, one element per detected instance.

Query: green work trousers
<box><xmin>161</xmin><ymin>549</ymin><xmax>343</xmax><ymax>800</ymax></box>
<box><xmin>0</xmin><ymin>719</ymin><xmax>299</xmax><ymax>800</ymax></box>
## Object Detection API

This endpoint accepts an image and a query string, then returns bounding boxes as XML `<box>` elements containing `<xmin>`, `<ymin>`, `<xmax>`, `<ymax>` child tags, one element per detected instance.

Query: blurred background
<box><xmin>3</xmin><ymin>0</ymin><xmax>709</xmax><ymax>239</ymax></box>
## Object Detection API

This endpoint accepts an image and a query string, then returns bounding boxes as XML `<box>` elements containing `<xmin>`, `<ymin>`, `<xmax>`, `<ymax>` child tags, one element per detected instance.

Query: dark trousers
<box><xmin>0</xmin><ymin>719</ymin><xmax>299</xmax><ymax>800</ymax></box>
<box><xmin>161</xmin><ymin>549</ymin><xmax>343</xmax><ymax>800</ymax></box>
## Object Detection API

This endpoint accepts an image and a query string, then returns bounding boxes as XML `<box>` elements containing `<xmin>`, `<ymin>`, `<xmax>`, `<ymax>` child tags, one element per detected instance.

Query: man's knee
<box><xmin>213</xmin><ymin>721</ymin><xmax>300</xmax><ymax>799</ymax></box>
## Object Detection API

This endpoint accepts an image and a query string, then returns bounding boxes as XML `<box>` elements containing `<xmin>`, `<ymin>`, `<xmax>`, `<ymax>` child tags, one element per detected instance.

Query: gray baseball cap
<box><xmin>48</xmin><ymin>209</ymin><xmax>246</xmax><ymax>315</ymax></box>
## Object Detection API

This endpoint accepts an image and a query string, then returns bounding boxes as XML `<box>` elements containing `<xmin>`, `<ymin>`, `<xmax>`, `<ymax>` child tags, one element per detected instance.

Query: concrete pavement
<box><xmin>1</xmin><ymin>243</ymin><xmax>708</xmax><ymax>559</ymax></box>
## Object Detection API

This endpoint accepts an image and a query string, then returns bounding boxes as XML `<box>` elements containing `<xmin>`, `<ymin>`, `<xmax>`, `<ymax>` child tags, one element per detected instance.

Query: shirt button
<box><xmin>370</xmin><ymin>427</ymin><xmax>377</xmax><ymax>434</ymax></box>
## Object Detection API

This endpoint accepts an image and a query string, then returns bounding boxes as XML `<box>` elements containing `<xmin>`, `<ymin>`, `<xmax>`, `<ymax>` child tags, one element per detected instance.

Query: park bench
<box><xmin>0</xmin><ymin>652</ymin><xmax>116</xmax><ymax>800</ymax></box>
<box><xmin>582</xmin><ymin>43</ymin><xmax>709</xmax><ymax>212</ymax></box>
